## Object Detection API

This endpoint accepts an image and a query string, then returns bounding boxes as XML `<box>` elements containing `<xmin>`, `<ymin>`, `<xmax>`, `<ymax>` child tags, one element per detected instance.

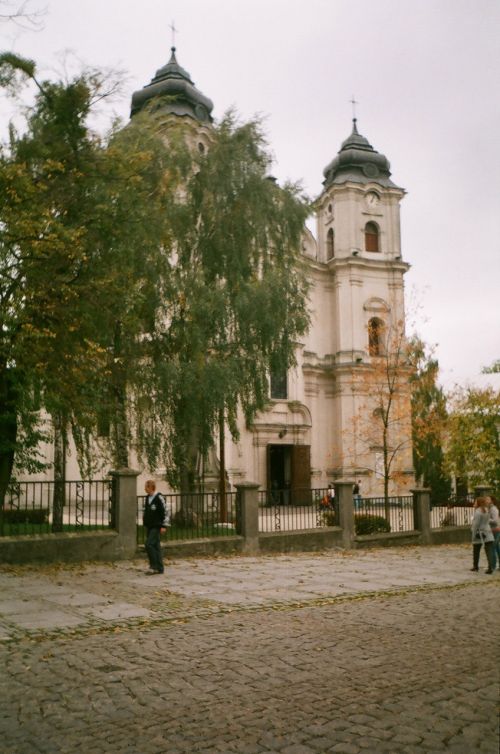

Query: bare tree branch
<box><xmin>0</xmin><ymin>1</ymin><xmax>46</xmax><ymax>30</ymax></box>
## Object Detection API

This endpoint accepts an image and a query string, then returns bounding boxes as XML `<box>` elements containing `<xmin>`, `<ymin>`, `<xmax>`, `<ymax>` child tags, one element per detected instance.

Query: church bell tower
<box><xmin>316</xmin><ymin>119</ymin><xmax>413</xmax><ymax>489</ymax></box>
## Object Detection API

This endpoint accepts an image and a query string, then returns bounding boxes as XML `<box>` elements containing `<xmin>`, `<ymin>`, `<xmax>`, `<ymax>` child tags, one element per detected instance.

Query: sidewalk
<box><xmin>0</xmin><ymin>543</ymin><xmax>496</xmax><ymax>642</ymax></box>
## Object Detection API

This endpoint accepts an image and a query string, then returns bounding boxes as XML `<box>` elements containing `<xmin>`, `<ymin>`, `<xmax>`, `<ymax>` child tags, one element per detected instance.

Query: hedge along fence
<box><xmin>354</xmin><ymin>514</ymin><xmax>391</xmax><ymax>535</ymax></box>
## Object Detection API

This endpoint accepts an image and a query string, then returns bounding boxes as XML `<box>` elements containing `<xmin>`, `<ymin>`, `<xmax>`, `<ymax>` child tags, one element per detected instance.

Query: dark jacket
<box><xmin>143</xmin><ymin>492</ymin><xmax>166</xmax><ymax>529</ymax></box>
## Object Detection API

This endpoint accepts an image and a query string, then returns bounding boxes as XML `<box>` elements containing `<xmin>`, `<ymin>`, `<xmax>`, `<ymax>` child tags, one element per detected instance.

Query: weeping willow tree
<box><xmin>1</xmin><ymin>53</ymin><xmax>310</xmax><ymax>501</ymax></box>
<box><xmin>129</xmin><ymin>112</ymin><xmax>311</xmax><ymax>493</ymax></box>
<box><xmin>0</xmin><ymin>54</ymin><xmax>177</xmax><ymax>510</ymax></box>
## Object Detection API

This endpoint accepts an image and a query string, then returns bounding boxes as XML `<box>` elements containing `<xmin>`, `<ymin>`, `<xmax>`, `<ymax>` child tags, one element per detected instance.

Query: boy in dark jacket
<box><xmin>143</xmin><ymin>480</ymin><xmax>167</xmax><ymax>574</ymax></box>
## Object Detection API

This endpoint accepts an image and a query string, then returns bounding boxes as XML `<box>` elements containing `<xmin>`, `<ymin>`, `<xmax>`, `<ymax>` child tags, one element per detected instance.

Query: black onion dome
<box><xmin>130</xmin><ymin>47</ymin><xmax>214</xmax><ymax>123</ymax></box>
<box><xmin>323</xmin><ymin>119</ymin><xmax>398</xmax><ymax>188</ymax></box>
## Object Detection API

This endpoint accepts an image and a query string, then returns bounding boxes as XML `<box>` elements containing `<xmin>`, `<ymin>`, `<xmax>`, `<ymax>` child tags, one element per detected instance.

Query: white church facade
<box><xmin>221</xmin><ymin>120</ymin><xmax>414</xmax><ymax>498</ymax></box>
<box><xmin>31</xmin><ymin>47</ymin><xmax>415</xmax><ymax>497</ymax></box>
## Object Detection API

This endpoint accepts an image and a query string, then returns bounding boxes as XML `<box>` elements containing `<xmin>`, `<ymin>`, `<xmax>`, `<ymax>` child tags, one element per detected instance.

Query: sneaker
<box><xmin>145</xmin><ymin>569</ymin><xmax>159</xmax><ymax>575</ymax></box>
<box><xmin>470</xmin><ymin>567</ymin><xmax>479</xmax><ymax>572</ymax></box>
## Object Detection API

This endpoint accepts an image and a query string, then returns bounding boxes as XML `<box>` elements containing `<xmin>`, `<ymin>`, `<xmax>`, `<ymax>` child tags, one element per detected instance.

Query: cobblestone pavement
<box><xmin>0</xmin><ymin>546</ymin><xmax>498</xmax><ymax>753</ymax></box>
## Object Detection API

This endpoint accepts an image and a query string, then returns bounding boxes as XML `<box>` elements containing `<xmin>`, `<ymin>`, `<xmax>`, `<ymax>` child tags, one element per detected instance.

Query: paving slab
<box><xmin>85</xmin><ymin>602</ymin><xmax>152</xmax><ymax>621</ymax></box>
<box><xmin>2</xmin><ymin>609</ymin><xmax>85</xmax><ymax>630</ymax></box>
<box><xmin>0</xmin><ymin>544</ymin><xmax>497</xmax><ymax>642</ymax></box>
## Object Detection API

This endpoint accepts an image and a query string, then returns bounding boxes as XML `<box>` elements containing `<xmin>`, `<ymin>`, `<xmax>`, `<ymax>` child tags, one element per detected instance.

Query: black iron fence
<box><xmin>137</xmin><ymin>491</ymin><xmax>238</xmax><ymax>544</ymax></box>
<box><xmin>0</xmin><ymin>480</ymin><xmax>115</xmax><ymax>537</ymax></box>
<box><xmin>258</xmin><ymin>487</ymin><xmax>338</xmax><ymax>532</ymax></box>
<box><xmin>258</xmin><ymin>489</ymin><xmax>415</xmax><ymax>534</ymax></box>
<box><xmin>430</xmin><ymin>494</ymin><xmax>475</xmax><ymax>529</ymax></box>
<box><xmin>8</xmin><ymin>480</ymin><xmax>467</xmax><ymax>542</ymax></box>
<box><xmin>355</xmin><ymin>496</ymin><xmax>414</xmax><ymax>533</ymax></box>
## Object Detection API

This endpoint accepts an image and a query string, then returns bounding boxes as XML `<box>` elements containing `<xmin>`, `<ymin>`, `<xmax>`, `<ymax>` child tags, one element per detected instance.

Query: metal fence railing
<box><xmin>258</xmin><ymin>490</ymin><xmax>415</xmax><ymax>534</ymax></box>
<box><xmin>4</xmin><ymin>480</ymin><xmax>476</xmax><ymax>542</ymax></box>
<box><xmin>430</xmin><ymin>494</ymin><xmax>475</xmax><ymax>529</ymax></box>
<box><xmin>0</xmin><ymin>480</ymin><xmax>115</xmax><ymax>537</ymax></box>
<box><xmin>355</xmin><ymin>495</ymin><xmax>415</xmax><ymax>533</ymax></box>
<box><xmin>258</xmin><ymin>488</ymin><xmax>339</xmax><ymax>532</ymax></box>
<box><xmin>137</xmin><ymin>491</ymin><xmax>238</xmax><ymax>544</ymax></box>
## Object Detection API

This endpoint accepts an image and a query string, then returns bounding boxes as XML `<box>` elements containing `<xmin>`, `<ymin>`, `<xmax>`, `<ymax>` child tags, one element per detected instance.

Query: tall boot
<box><xmin>471</xmin><ymin>543</ymin><xmax>481</xmax><ymax>571</ymax></box>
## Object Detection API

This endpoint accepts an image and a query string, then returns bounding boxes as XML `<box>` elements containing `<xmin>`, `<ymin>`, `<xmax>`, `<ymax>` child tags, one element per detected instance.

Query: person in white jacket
<box><xmin>487</xmin><ymin>496</ymin><xmax>500</xmax><ymax>570</ymax></box>
<box><xmin>470</xmin><ymin>497</ymin><xmax>495</xmax><ymax>574</ymax></box>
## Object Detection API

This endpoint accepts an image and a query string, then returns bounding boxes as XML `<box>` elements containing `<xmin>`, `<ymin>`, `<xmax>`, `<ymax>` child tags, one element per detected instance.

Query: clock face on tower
<box><xmin>366</xmin><ymin>191</ymin><xmax>380</xmax><ymax>207</ymax></box>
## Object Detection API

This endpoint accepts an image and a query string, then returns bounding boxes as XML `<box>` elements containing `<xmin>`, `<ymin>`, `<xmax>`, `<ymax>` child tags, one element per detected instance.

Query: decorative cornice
<box><xmin>329</xmin><ymin>257</ymin><xmax>410</xmax><ymax>273</ymax></box>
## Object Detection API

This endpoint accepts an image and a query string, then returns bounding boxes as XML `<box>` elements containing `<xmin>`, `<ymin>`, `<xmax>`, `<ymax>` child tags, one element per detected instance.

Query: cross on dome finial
<box><xmin>350</xmin><ymin>95</ymin><xmax>358</xmax><ymax>120</ymax></box>
<box><xmin>169</xmin><ymin>20</ymin><xmax>178</xmax><ymax>49</ymax></box>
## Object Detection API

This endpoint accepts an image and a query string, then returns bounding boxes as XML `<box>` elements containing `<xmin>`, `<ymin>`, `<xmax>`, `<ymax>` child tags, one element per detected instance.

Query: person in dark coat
<box><xmin>143</xmin><ymin>480</ymin><xmax>167</xmax><ymax>574</ymax></box>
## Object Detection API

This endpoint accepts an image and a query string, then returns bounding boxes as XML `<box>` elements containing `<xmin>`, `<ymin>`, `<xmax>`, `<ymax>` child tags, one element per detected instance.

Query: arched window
<box><xmin>365</xmin><ymin>222</ymin><xmax>380</xmax><ymax>252</ymax></box>
<box><xmin>368</xmin><ymin>318</ymin><xmax>385</xmax><ymax>356</ymax></box>
<box><xmin>326</xmin><ymin>228</ymin><xmax>334</xmax><ymax>260</ymax></box>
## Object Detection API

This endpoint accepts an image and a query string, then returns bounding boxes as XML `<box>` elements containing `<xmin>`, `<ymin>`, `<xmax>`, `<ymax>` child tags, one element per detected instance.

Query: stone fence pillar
<box><xmin>109</xmin><ymin>468</ymin><xmax>140</xmax><ymax>558</ymax></box>
<box><xmin>236</xmin><ymin>482</ymin><xmax>260</xmax><ymax>555</ymax></box>
<box><xmin>412</xmin><ymin>487</ymin><xmax>431</xmax><ymax>544</ymax></box>
<box><xmin>474</xmin><ymin>485</ymin><xmax>494</xmax><ymax>499</ymax></box>
<box><xmin>335</xmin><ymin>480</ymin><xmax>355</xmax><ymax>549</ymax></box>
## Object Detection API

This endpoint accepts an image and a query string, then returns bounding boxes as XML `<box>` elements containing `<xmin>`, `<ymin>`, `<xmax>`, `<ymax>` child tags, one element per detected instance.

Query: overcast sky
<box><xmin>1</xmin><ymin>0</ymin><xmax>499</xmax><ymax>389</ymax></box>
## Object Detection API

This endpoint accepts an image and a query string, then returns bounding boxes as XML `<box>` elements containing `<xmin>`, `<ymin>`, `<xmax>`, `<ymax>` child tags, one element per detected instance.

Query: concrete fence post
<box><xmin>235</xmin><ymin>482</ymin><xmax>260</xmax><ymax>555</ymax></box>
<box><xmin>109</xmin><ymin>468</ymin><xmax>140</xmax><ymax>558</ymax></box>
<box><xmin>412</xmin><ymin>487</ymin><xmax>431</xmax><ymax>544</ymax></box>
<box><xmin>474</xmin><ymin>485</ymin><xmax>494</xmax><ymax>499</ymax></box>
<box><xmin>335</xmin><ymin>480</ymin><xmax>355</xmax><ymax>549</ymax></box>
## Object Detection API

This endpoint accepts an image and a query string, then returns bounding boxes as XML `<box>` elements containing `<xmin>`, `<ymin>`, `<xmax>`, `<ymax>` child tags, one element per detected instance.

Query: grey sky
<box><xmin>2</xmin><ymin>0</ymin><xmax>499</xmax><ymax>388</ymax></box>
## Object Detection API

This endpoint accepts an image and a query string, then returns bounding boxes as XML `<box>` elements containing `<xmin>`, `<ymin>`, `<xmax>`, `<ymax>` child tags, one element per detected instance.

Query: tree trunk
<box><xmin>0</xmin><ymin>367</ymin><xmax>18</xmax><ymax>531</ymax></box>
<box><xmin>383</xmin><ymin>425</ymin><xmax>390</xmax><ymax>520</ymax></box>
<box><xmin>52</xmin><ymin>413</ymin><xmax>67</xmax><ymax>532</ymax></box>
<box><xmin>218</xmin><ymin>406</ymin><xmax>227</xmax><ymax>523</ymax></box>
<box><xmin>175</xmin><ymin>415</ymin><xmax>202</xmax><ymax>526</ymax></box>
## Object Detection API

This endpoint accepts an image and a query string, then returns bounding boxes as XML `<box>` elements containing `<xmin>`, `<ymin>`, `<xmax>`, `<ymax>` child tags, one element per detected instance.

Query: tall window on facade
<box><xmin>326</xmin><ymin>228</ymin><xmax>334</xmax><ymax>260</ymax></box>
<box><xmin>368</xmin><ymin>317</ymin><xmax>385</xmax><ymax>356</ymax></box>
<box><xmin>270</xmin><ymin>367</ymin><xmax>288</xmax><ymax>399</ymax></box>
<box><xmin>365</xmin><ymin>222</ymin><xmax>380</xmax><ymax>252</ymax></box>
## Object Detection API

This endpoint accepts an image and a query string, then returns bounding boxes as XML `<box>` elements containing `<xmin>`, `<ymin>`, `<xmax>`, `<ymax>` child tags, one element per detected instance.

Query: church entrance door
<box><xmin>267</xmin><ymin>444</ymin><xmax>311</xmax><ymax>505</ymax></box>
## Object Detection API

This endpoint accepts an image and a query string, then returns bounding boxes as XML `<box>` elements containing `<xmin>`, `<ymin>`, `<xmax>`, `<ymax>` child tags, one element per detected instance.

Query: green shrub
<box><xmin>171</xmin><ymin>509</ymin><xmax>200</xmax><ymax>528</ymax></box>
<box><xmin>320</xmin><ymin>510</ymin><xmax>337</xmax><ymax>527</ymax></box>
<box><xmin>355</xmin><ymin>514</ymin><xmax>391</xmax><ymax>535</ymax></box>
<box><xmin>1</xmin><ymin>508</ymin><xmax>49</xmax><ymax>525</ymax></box>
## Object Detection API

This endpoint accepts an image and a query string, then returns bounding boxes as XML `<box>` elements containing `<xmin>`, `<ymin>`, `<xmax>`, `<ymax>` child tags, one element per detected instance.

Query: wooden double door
<box><xmin>267</xmin><ymin>444</ymin><xmax>311</xmax><ymax>505</ymax></box>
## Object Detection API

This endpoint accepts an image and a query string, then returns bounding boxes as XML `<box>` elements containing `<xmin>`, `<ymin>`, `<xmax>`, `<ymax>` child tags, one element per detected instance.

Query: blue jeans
<box><xmin>145</xmin><ymin>527</ymin><xmax>164</xmax><ymax>572</ymax></box>
<box><xmin>492</xmin><ymin>531</ymin><xmax>500</xmax><ymax>570</ymax></box>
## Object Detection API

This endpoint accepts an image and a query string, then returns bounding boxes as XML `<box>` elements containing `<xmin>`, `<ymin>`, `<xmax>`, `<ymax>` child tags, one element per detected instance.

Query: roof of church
<box><xmin>323</xmin><ymin>119</ymin><xmax>400</xmax><ymax>189</ymax></box>
<box><xmin>130</xmin><ymin>47</ymin><xmax>214</xmax><ymax>123</ymax></box>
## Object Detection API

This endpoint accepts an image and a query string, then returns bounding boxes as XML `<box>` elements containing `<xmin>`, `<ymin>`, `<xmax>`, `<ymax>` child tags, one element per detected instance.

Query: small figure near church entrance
<box><xmin>327</xmin><ymin>482</ymin><xmax>336</xmax><ymax>509</ymax></box>
<box><xmin>353</xmin><ymin>480</ymin><xmax>362</xmax><ymax>510</ymax></box>
<box><xmin>143</xmin><ymin>480</ymin><xmax>168</xmax><ymax>575</ymax></box>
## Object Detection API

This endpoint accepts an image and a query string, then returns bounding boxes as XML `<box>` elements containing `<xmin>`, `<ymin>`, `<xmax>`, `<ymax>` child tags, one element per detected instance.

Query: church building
<box><xmin>127</xmin><ymin>46</ymin><xmax>415</xmax><ymax>498</ymax></box>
